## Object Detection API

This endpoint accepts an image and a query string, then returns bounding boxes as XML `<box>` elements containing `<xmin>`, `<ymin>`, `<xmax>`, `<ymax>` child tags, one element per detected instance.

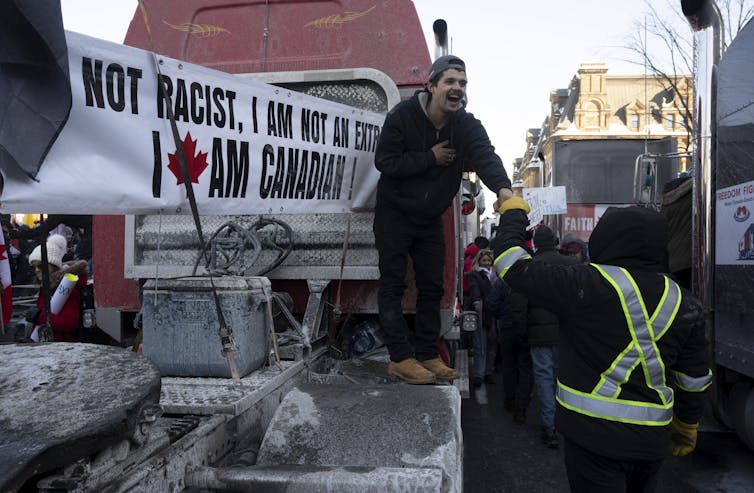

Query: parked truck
<box><xmin>545</xmin><ymin>0</ymin><xmax>754</xmax><ymax>452</ymax></box>
<box><xmin>92</xmin><ymin>0</ymin><xmax>470</xmax><ymax>363</ymax></box>
<box><xmin>626</xmin><ymin>0</ymin><xmax>754</xmax><ymax>450</ymax></box>
<box><xmin>544</xmin><ymin>138</ymin><xmax>678</xmax><ymax>244</ymax></box>
<box><xmin>679</xmin><ymin>0</ymin><xmax>754</xmax><ymax>450</ymax></box>
<box><xmin>0</xmin><ymin>1</ymin><xmax>470</xmax><ymax>491</ymax></box>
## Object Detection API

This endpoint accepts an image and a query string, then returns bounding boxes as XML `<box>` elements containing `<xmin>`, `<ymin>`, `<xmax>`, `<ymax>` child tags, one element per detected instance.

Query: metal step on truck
<box><xmin>0</xmin><ymin>1</ymin><xmax>475</xmax><ymax>492</ymax></box>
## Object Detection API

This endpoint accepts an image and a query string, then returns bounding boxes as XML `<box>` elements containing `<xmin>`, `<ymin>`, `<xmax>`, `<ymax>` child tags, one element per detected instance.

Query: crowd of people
<box><xmin>2</xmin><ymin>215</ymin><xmax>92</xmax><ymax>285</ymax></box>
<box><xmin>453</xmin><ymin>204</ymin><xmax>710</xmax><ymax>491</ymax></box>
<box><xmin>1</xmin><ymin>214</ymin><xmax>93</xmax><ymax>342</ymax></box>
<box><xmin>462</xmin><ymin>229</ymin><xmax>586</xmax><ymax>444</ymax></box>
<box><xmin>0</xmin><ymin>50</ymin><xmax>713</xmax><ymax>493</ymax></box>
<box><xmin>491</xmin><ymin>198</ymin><xmax>711</xmax><ymax>491</ymax></box>
<box><xmin>372</xmin><ymin>53</ymin><xmax>712</xmax><ymax>492</ymax></box>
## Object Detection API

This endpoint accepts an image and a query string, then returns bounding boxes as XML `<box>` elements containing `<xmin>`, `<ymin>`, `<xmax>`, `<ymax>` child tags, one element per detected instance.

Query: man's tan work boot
<box><xmin>420</xmin><ymin>358</ymin><xmax>460</xmax><ymax>381</ymax></box>
<box><xmin>388</xmin><ymin>358</ymin><xmax>436</xmax><ymax>384</ymax></box>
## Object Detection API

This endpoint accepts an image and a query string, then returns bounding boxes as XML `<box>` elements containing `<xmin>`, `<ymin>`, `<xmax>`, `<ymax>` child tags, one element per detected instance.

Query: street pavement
<box><xmin>461</xmin><ymin>366</ymin><xmax>754</xmax><ymax>493</ymax></box>
<box><xmin>462</xmin><ymin>370</ymin><xmax>569</xmax><ymax>493</ymax></box>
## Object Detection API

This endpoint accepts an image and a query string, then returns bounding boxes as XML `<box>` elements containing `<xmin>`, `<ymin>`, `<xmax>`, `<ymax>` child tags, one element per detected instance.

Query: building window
<box><xmin>665</xmin><ymin>113</ymin><xmax>675</xmax><ymax>130</ymax></box>
<box><xmin>630</xmin><ymin>114</ymin><xmax>639</xmax><ymax>130</ymax></box>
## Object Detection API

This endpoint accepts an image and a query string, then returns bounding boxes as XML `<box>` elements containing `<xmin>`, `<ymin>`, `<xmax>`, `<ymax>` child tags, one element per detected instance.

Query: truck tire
<box><xmin>710</xmin><ymin>377</ymin><xmax>733</xmax><ymax>429</ymax></box>
<box><xmin>729</xmin><ymin>381</ymin><xmax>754</xmax><ymax>451</ymax></box>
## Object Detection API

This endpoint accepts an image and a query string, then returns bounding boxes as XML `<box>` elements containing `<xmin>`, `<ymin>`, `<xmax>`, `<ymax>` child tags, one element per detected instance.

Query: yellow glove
<box><xmin>497</xmin><ymin>196</ymin><xmax>531</xmax><ymax>215</ymax></box>
<box><xmin>670</xmin><ymin>415</ymin><xmax>698</xmax><ymax>456</ymax></box>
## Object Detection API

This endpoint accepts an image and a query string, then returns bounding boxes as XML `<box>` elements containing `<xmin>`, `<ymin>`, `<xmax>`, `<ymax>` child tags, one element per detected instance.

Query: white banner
<box><xmin>522</xmin><ymin>189</ymin><xmax>543</xmax><ymax>228</ymax></box>
<box><xmin>522</xmin><ymin>185</ymin><xmax>568</xmax><ymax>228</ymax></box>
<box><xmin>715</xmin><ymin>180</ymin><xmax>754</xmax><ymax>265</ymax></box>
<box><xmin>523</xmin><ymin>186</ymin><xmax>567</xmax><ymax>216</ymax></box>
<box><xmin>0</xmin><ymin>32</ymin><xmax>384</xmax><ymax>215</ymax></box>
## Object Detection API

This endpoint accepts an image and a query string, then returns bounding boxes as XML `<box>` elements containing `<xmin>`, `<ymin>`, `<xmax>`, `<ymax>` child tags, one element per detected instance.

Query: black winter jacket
<box><xmin>491</xmin><ymin>206</ymin><xmax>711</xmax><ymax>461</ymax></box>
<box><xmin>527</xmin><ymin>247</ymin><xmax>578</xmax><ymax>345</ymax></box>
<box><xmin>466</xmin><ymin>269</ymin><xmax>494</xmax><ymax>329</ymax></box>
<box><xmin>487</xmin><ymin>278</ymin><xmax>513</xmax><ymax>330</ymax></box>
<box><xmin>374</xmin><ymin>91</ymin><xmax>511</xmax><ymax>223</ymax></box>
<box><xmin>488</xmin><ymin>266</ymin><xmax>528</xmax><ymax>335</ymax></box>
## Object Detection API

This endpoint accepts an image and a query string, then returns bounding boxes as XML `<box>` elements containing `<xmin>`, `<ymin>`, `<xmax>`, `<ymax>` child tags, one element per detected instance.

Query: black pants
<box><xmin>499</xmin><ymin>330</ymin><xmax>533</xmax><ymax>411</ymax></box>
<box><xmin>564</xmin><ymin>438</ymin><xmax>664</xmax><ymax>493</ymax></box>
<box><xmin>374</xmin><ymin>207</ymin><xmax>445</xmax><ymax>362</ymax></box>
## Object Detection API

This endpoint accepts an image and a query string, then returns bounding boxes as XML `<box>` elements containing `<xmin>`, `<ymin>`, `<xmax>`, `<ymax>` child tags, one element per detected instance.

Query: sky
<box><xmin>59</xmin><ymin>0</ymin><xmax>686</xmax><ymax>207</ymax></box>
<box><xmin>411</xmin><ymin>0</ymin><xmax>688</xmax><ymax>165</ymax></box>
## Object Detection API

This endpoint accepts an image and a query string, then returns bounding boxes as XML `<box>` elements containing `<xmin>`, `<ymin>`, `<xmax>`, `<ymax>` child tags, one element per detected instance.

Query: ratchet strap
<box><xmin>138</xmin><ymin>0</ymin><xmax>240</xmax><ymax>381</ymax></box>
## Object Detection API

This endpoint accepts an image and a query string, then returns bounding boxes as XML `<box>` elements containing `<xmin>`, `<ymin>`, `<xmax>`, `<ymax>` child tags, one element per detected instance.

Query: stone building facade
<box><xmin>514</xmin><ymin>63</ymin><xmax>692</xmax><ymax>192</ymax></box>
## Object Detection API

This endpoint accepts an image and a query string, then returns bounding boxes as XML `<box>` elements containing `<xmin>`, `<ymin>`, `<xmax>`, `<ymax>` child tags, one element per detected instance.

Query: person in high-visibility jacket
<box><xmin>491</xmin><ymin>198</ymin><xmax>712</xmax><ymax>493</ymax></box>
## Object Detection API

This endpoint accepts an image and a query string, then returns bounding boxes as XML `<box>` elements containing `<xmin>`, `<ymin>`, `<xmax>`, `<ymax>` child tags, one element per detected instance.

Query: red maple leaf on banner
<box><xmin>167</xmin><ymin>132</ymin><xmax>209</xmax><ymax>185</ymax></box>
<box><xmin>0</xmin><ymin>244</ymin><xmax>6</xmax><ymax>262</ymax></box>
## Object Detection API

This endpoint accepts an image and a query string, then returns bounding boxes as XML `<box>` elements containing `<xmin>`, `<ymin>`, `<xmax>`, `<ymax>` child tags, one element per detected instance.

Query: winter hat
<box><xmin>474</xmin><ymin>235</ymin><xmax>490</xmax><ymax>249</ymax></box>
<box><xmin>560</xmin><ymin>234</ymin><xmax>585</xmax><ymax>255</ymax></box>
<box><xmin>428</xmin><ymin>55</ymin><xmax>466</xmax><ymax>83</ymax></box>
<box><xmin>533</xmin><ymin>225</ymin><xmax>558</xmax><ymax>251</ymax></box>
<box><xmin>28</xmin><ymin>234</ymin><xmax>67</xmax><ymax>269</ymax></box>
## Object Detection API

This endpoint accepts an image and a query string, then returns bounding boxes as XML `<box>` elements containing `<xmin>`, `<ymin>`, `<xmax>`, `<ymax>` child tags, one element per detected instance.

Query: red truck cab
<box><xmin>93</xmin><ymin>0</ymin><xmax>462</xmax><ymax>349</ymax></box>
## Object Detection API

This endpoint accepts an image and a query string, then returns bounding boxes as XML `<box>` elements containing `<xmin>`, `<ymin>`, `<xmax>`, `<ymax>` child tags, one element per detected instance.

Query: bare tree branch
<box><xmin>623</xmin><ymin>0</ymin><xmax>754</xmax><ymax>152</ymax></box>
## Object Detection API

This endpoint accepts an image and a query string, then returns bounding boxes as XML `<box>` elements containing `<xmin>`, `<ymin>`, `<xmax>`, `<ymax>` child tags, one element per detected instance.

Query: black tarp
<box><xmin>661</xmin><ymin>176</ymin><xmax>692</xmax><ymax>282</ymax></box>
<box><xmin>0</xmin><ymin>0</ymin><xmax>71</xmax><ymax>180</ymax></box>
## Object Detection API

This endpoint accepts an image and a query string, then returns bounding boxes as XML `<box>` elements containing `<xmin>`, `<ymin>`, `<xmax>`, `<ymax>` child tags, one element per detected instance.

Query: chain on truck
<box><xmin>0</xmin><ymin>1</ymin><xmax>487</xmax><ymax>491</ymax></box>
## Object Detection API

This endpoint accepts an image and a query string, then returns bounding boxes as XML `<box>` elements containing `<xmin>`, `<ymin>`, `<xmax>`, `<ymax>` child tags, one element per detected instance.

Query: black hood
<box><xmin>589</xmin><ymin>206</ymin><xmax>669</xmax><ymax>271</ymax></box>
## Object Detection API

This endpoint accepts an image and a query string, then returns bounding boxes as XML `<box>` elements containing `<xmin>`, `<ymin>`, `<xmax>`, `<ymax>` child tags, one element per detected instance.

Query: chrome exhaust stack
<box><xmin>433</xmin><ymin>19</ymin><xmax>448</xmax><ymax>59</ymax></box>
<box><xmin>682</xmin><ymin>0</ymin><xmax>723</xmax><ymax>306</ymax></box>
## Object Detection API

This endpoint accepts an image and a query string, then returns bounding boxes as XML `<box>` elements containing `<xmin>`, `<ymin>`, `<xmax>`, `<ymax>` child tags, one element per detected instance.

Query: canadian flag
<box><xmin>0</xmin><ymin>233</ymin><xmax>12</xmax><ymax>327</ymax></box>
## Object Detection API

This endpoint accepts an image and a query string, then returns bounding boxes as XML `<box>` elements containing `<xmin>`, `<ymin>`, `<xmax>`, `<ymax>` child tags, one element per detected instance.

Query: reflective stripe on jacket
<box><xmin>495</xmin><ymin>248</ymin><xmax>712</xmax><ymax>426</ymax></box>
<box><xmin>494</xmin><ymin>246</ymin><xmax>531</xmax><ymax>278</ymax></box>
<box><xmin>492</xmin><ymin>206</ymin><xmax>713</xmax><ymax>460</ymax></box>
<box><xmin>556</xmin><ymin>264</ymin><xmax>680</xmax><ymax>426</ymax></box>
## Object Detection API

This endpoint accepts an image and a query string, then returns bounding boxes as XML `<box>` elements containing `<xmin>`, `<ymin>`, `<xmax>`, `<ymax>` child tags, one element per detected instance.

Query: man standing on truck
<box><xmin>373</xmin><ymin>55</ymin><xmax>512</xmax><ymax>384</ymax></box>
<box><xmin>492</xmin><ymin>199</ymin><xmax>712</xmax><ymax>491</ymax></box>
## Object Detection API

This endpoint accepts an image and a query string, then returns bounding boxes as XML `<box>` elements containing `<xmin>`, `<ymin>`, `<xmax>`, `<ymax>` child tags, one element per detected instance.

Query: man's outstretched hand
<box><xmin>492</xmin><ymin>188</ymin><xmax>514</xmax><ymax>212</ymax></box>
